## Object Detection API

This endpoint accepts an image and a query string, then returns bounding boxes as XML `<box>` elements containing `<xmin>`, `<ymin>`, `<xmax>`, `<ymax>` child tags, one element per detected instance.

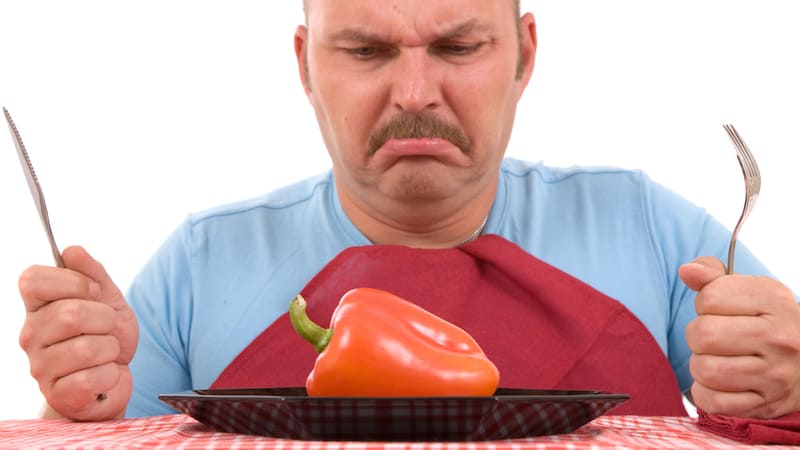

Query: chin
<box><xmin>374</xmin><ymin>158</ymin><xmax>466</xmax><ymax>200</ymax></box>
<box><xmin>385</xmin><ymin>172</ymin><xmax>453</xmax><ymax>201</ymax></box>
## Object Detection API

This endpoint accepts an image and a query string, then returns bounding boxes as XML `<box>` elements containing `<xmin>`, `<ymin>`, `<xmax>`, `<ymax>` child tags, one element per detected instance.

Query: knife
<box><xmin>4</xmin><ymin>107</ymin><xmax>65</xmax><ymax>268</ymax></box>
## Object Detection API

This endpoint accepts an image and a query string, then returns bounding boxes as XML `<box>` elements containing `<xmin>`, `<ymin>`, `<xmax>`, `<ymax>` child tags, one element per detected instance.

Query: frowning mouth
<box><xmin>367</xmin><ymin>111</ymin><xmax>471</xmax><ymax>155</ymax></box>
<box><xmin>378</xmin><ymin>138</ymin><xmax>458</xmax><ymax>157</ymax></box>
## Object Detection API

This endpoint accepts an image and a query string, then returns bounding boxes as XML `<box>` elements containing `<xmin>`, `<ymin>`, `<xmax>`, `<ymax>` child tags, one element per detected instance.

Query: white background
<box><xmin>0</xmin><ymin>1</ymin><xmax>797</xmax><ymax>420</ymax></box>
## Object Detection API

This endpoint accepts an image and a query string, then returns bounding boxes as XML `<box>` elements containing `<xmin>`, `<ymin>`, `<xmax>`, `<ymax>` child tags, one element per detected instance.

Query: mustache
<box><xmin>367</xmin><ymin>112</ymin><xmax>472</xmax><ymax>155</ymax></box>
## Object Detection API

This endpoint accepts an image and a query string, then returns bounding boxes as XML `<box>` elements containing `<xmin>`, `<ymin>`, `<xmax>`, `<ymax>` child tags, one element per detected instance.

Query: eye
<box><xmin>346</xmin><ymin>46</ymin><xmax>393</xmax><ymax>60</ymax></box>
<box><xmin>435</xmin><ymin>42</ymin><xmax>484</xmax><ymax>56</ymax></box>
<box><xmin>350</xmin><ymin>47</ymin><xmax>376</xmax><ymax>57</ymax></box>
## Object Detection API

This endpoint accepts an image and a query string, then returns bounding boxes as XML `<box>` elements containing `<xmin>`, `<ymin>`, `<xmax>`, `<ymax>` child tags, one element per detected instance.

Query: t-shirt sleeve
<box><xmin>124</xmin><ymin>219</ymin><xmax>195</xmax><ymax>417</ymax></box>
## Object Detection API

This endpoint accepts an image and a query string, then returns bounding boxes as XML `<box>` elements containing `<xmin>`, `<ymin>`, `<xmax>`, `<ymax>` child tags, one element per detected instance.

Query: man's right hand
<box><xmin>18</xmin><ymin>246</ymin><xmax>139</xmax><ymax>421</ymax></box>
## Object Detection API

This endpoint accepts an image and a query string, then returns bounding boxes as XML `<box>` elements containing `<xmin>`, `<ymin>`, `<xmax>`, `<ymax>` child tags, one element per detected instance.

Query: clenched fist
<box><xmin>681</xmin><ymin>256</ymin><xmax>800</xmax><ymax>418</ymax></box>
<box><xmin>18</xmin><ymin>246</ymin><xmax>139</xmax><ymax>421</ymax></box>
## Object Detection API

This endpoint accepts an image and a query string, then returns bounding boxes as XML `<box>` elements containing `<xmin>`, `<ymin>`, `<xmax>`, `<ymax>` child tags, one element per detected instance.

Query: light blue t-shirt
<box><xmin>125</xmin><ymin>157</ymin><xmax>776</xmax><ymax>417</ymax></box>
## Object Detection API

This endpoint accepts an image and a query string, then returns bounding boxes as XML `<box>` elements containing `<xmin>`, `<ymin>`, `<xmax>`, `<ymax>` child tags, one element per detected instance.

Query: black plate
<box><xmin>159</xmin><ymin>387</ymin><xmax>629</xmax><ymax>441</ymax></box>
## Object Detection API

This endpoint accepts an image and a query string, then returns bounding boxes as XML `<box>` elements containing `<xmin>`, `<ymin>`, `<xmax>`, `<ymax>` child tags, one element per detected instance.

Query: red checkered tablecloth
<box><xmin>0</xmin><ymin>414</ymin><xmax>790</xmax><ymax>449</ymax></box>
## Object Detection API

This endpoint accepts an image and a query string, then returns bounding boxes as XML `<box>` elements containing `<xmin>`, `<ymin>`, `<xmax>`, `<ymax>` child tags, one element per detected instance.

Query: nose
<box><xmin>391</xmin><ymin>48</ymin><xmax>442</xmax><ymax>113</ymax></box>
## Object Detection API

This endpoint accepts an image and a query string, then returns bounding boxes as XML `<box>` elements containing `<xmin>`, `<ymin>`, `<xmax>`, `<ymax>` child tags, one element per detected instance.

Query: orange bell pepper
<box><xmin>288</xmin><ymin>287</ymin><xmax>500</xmax><ymax>397</ymax></box>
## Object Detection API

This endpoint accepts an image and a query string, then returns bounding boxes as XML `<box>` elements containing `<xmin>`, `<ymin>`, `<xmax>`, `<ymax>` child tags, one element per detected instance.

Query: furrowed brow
<box><xmin>325</xmin><ymin>20</ymin><xmax>493</xmax><ymax>47</ymax></box>
<box><xmin>436</xmin><ymin>19</ymin><xmax>492</xmax><ymax>40</ymax></box>
<box><xmin>329</xmin><ymin>28</ymin><xmax>388</xmax><ymax>44</ymax></box>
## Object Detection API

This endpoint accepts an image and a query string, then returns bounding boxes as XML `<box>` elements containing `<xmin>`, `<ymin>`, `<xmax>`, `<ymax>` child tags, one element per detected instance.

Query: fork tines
<box><xmin>723</xmin><ymin>124</ymin><xmax>762</xmax><ymax>182</ymax></box>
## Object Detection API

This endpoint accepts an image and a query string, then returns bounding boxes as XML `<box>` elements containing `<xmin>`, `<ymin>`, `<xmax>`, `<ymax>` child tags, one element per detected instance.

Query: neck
<box><xmin>364</xmin><ymin>213</ymin><xmax>490</xmax><ymax>248</ymax></box>
<box><xmin>335</xmin><ymin>170</ymin><xmax>498</xmax><ymax>249</ymax></box>
<box><xmin>341</xmin><ymin>197</ymin><xmax>494</xmax><ymax>249</ymax></box>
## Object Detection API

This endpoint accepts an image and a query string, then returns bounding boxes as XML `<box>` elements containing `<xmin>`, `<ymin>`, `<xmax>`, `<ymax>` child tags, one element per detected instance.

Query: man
<box><xmin>17</xmin><ymin>0</ymin><xmax>800</xmax><ymax>422</ymax></box>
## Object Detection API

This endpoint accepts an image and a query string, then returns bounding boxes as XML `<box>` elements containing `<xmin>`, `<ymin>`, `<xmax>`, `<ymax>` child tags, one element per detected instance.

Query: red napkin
<box><xmin>213</xmin><ymin>234</ymin><xmax>687</xmax><ymax>416</ymax></box>
<box><xmin>697</xmin><ymin>408</ymin><xmax>800</xmax><ymax>445</ymax></box>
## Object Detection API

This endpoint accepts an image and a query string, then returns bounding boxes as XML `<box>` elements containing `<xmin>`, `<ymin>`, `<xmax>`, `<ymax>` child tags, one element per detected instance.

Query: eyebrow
<box><xmin>328</xmin><ymin>19</ymin><xmax>493</xmax><ymax>44</ymax></box>
<box><xmin>329</xmin><ymin>28</ymin><xmax>384</xmax><ymax>44</ymax></box>
<box><xmin>439</xmin><ymin>19</ymin><xmax>492</xmax><ymax>40</ymax></box>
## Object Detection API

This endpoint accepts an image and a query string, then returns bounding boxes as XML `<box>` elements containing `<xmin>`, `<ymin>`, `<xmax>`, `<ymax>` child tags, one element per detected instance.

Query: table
<box><xmin>0</xmin><ymin>414</ymin><xmax>791</xmax><ymax>449</ymax></box>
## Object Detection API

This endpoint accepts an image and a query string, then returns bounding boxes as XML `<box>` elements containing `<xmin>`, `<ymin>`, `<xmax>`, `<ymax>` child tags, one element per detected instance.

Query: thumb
<box><xmin>679</xmin><ymin>256</ymin><xmax>727</xmax><ymax>291</ymax></box>
<box><xmin>61</xmin><ymin>245</ymin><xmax>127</xmax><ymax>311</ymax></box>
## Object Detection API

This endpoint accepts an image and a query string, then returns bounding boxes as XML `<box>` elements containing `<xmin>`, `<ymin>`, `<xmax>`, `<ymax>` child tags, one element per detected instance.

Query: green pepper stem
<box><xmin>288</xmin><ymin>294</ymin><xmax>333</xmax><ymax>353</ymax></box>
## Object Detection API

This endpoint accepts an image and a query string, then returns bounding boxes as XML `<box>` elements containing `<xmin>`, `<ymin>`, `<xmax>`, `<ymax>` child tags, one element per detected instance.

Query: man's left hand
<box><xmin>680</xmin><ymin>256</ymin><xmax>800</xmax><ymax>418</ymax></box>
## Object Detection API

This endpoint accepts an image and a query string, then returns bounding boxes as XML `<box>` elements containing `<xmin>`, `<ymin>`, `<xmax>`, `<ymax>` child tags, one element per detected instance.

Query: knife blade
<box><xmin>4</xmin><ymin>107</ymin><xmax>65</xmax><ymax>268</ymax></box>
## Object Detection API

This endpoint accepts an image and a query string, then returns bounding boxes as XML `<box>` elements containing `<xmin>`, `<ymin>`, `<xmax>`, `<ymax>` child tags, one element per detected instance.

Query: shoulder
<box><xmin>187</xmin><ymin>170</ymin><xmax>334</xmax><ymax>227</ymax></box>
<box><xmin>500</xmin><ymin>157</ymin><xmax>657</xmax><ymax>199</ymax></box>
<box><xmin>501</xmin><ymin>157</ymin><xmax>644</xmax><ymax>182</ymax></box>
<box><xmin>497</xmin><ymin>157</ymin><xmax>708</xmax><ymax>241</ymax></box>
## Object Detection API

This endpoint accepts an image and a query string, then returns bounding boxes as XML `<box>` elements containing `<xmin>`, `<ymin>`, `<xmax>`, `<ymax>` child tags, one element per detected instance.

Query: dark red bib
<box><xmin>212</xmin><ymin>234</ymin><xmax>687</xmax><ymax>416</ymax></box>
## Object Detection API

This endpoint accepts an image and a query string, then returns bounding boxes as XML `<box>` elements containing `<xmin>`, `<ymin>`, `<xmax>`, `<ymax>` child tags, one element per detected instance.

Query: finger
<box><xmin>691</xmin><ymin>381</ymin><xmax>793</xmax><ymax>419</ymax></box>
<box><xmin>32</xmin><ymin>335</ymin><xmax>121</xmax><ymax>385</ymax></box>
<box><xmin>686</xmin><ymin>314</ymin><xmax>771</xmax><ymax>355</ymax></box>
<box><xmin>47</xmin><ymin>364</ymin><xmax>132</xmax><ymax>421</ymax></box>
<box><xmin>691</xmin><ymin>382</ymin><xmax>769</xmax><ymax>418</ymax></box>
<box><xmin>679</xmin><ymin>256</ymin><xmax>726</xmax><ymax>292</ymax></box>
<box><xmin>689</xmin><ymin>354</ymin><xmax>768</xmax><ymax>392</ymax></box>
<box><xmin>62</xmin><ymin>246</ymin><xmax>139</xmax><ymax>364</ymax></box>
<box><xmin>18</xmin><ymin>265</ymin><xmax>102</xmax><ymax>313</ymax></box>
<box><xmin>62</xmin><ymin>246</ymin><xmax>128</xmax><ymax>311</ymax></box>
<box><xmin>20</xmin><ymin>299</ymin><xmax>117</xmax><ymax>350</ymax></box>
<box><xmin>112</xmin><ymin>306</ymin><xmax>139</xmax><ymax>364</ymax></box>
<box><xmin>694</xmin><ymin>275</ymin><xmax>796</xmax><ymax>317</ymax></box>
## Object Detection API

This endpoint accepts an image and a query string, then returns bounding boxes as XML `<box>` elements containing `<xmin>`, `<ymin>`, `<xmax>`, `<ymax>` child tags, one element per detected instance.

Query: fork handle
<box><xmin>726</xmin><ymin>239</ymin><xmax>737</xmax><ymax>275</ymax></box>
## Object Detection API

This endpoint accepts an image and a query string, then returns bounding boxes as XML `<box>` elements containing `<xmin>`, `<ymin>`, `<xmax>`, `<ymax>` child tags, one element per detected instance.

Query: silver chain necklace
<box><xmin>367</xmin><ymin>216</ymin><xmax>489</xmax><ymax>245</ymax></box>
<box><xmin>456</xmin><ymin>215</ymin><xmax>489</xmax><ymax>246</ymax></box>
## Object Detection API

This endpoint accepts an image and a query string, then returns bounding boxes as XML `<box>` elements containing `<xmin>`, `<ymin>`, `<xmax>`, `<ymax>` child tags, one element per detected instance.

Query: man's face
<box><xmin>296</xmin><ymin>0</ymin><xmax>535</xmax><ymax>214</ymax></box>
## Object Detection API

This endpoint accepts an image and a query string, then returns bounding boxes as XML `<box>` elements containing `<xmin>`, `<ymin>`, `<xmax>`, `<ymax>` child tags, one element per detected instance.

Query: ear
<box><xmin>294</xmin><ymin>25</ymin><xmax>312</xmax><ymax>97</ymax></box>
<box><xmin>516</xmin><ymin>13</ymin><xmax>537</xmax><ymax>97</ymax></box>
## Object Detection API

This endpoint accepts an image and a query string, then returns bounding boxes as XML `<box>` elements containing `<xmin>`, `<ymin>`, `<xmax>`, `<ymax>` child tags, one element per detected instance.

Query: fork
<box><xmin>723</xmin><ymin>124</ymin><xmax>761</xmax><ymax>275</ymax></box>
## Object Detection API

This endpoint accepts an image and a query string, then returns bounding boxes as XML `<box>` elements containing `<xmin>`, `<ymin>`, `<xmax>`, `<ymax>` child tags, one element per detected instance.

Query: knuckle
<box><xmin>689</xmin><ymin>355</ymin><xmax>722</xmax><ymax>386</ymax></box>
<box><xmin>693</xmin><ymin>292</ymin><xmax>713</xmax><ymax>315</ymax></box>
<box><xmin>698</xmin><ymin>289</ymin><xmax>724</xmax><ymax>311</ymax></box>
<box><xmin>70</xmin><ymin>337</ymin><xmax>104</xmax><ymax>365</ymax></box>
<box><xmin>17</xmin><ymin>268</ymin><xmax>39</xmax><ymax>298</ymax></box>
<box><xmin>56</xmin><ymin>301</ymin><xmax>83</xmax><ymax>331</ymax></box>
<box><xmin>764</xmin><ymin>366</ymin><xmax>794</xmax><ymax>393</ymax></box>
<box><xmin>696</xmin><ymin>392</ymin><xmax>734</xmax><ymax>416</ymax></box>
<box><xmin>772</xmin><ymin>332</ymin><xmax>800</xmax><ymax>354</ymax></box>
<box><xmin>702</xmin><ymin>396</ymin><xmax>724</xmax><ymax>414</ymax></box>
<box><xmin>688</xmin><ymin>318</ymin><xmax>717</xmax><ymax>352</ymax></box>
<box><xmin>18</xmin><ymin>323</ymin><xmax>37</xmax><ymax>351</ymax></box>
<box><xmin>28</xmin><ymin>357</ymin><xmax>46</xmax><ymax>380</ymax></box>
<box><xmin>684</xmin><ymin>319</ymin><xmax>697</xmax><ymax>342</ymax></box>
<box><xmin>760</xmin><ymin>399</ymin><xmax>789</xmax><ymax>419</ymax></box>
<box><xmin>55</xmin><ymin>302</ymin><xmax>86</xmax><ymax>334</ymax></box>
<box><xmin>689</xmin><ymin>360</ymin><xmax>699</xmax><ymax>383</ymax></box>
<box><xmin>691</xmin><ymin>384</ymin><xmax>720</xmax><ymax>413</ymax></box>
<box><xmin>742</xmin><ymin>394</ymin><xmax>777</xmax><ymax>418</ymax></box>
<box><xmin>689</xmin><ymin>355</ymin><xmax>706</xmax><ymax>381</ymax></box>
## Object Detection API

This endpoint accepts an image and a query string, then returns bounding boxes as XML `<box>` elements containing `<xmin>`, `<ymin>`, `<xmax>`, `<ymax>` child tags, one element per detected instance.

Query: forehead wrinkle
<box><xmin>435</xmin><ymin>19</ymin><xmax>491</xmax><ymax>39</ymax></box>
<box><xmin>326</xmin><ymin>18</ymin><xmax>494</xmax><ymax>46</ymax></box>
<box><xmin>328</xmin><ymin>28</ymin><xmax>392</xmax><ymax>44</ymax></box>
<box><xmin>408</xmin><ymin>17</ymin><xmax>495</xmax><ymax>44</ymax></box>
